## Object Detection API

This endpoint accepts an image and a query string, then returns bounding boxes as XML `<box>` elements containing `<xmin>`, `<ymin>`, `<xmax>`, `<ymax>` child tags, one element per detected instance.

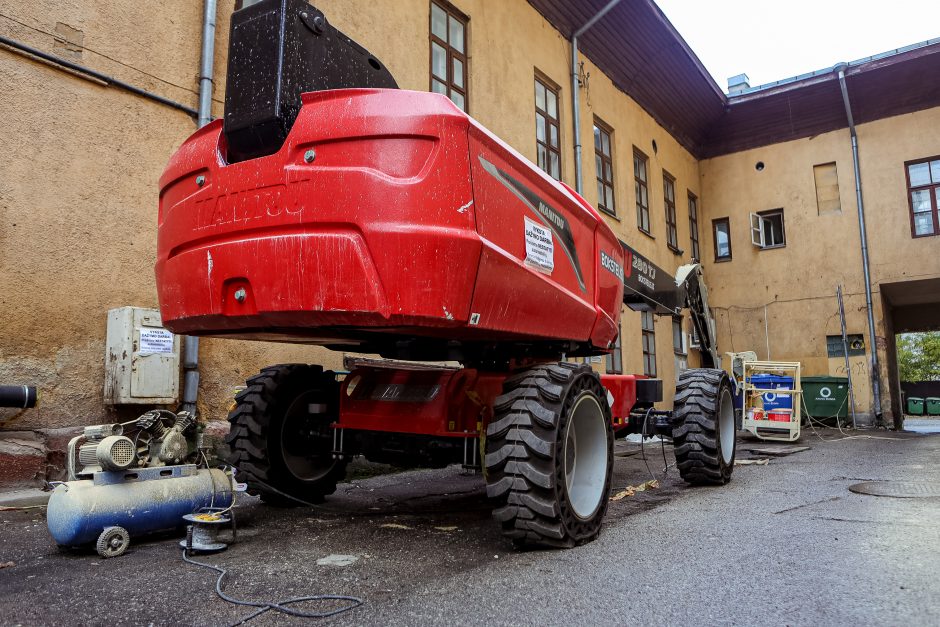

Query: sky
<box><xmin>655</xmin><ymin>0</ymin><xmax>939</xmax><ymax>91</ymax></box>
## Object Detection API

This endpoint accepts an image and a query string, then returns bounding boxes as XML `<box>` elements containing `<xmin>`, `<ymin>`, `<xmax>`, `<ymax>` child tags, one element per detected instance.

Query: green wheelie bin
<box><xmin>926</xmin><ymin>398</ymin><xmax>940</xmax><ymax>416</ymax></box>
<box><xmin>802</xmin><ymin>376</ymin><xmax>849</xmax><ymax>424</ymax></box>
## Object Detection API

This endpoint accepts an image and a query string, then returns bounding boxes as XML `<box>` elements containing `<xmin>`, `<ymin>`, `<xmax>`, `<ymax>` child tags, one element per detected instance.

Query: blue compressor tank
<box><xmin>47</xmin><ymin>464</ymin><xmax>233</xmax><ymax>548</ymax></box>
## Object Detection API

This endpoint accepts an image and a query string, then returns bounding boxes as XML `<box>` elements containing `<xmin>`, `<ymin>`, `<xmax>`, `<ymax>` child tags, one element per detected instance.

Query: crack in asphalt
<box><xmin>773</xmin><ymin>496</ymin><xmax>842</xmax><ymax>514</ymax></box>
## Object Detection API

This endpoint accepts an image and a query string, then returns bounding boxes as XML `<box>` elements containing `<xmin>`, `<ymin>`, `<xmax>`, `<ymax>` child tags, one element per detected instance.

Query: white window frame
<box><xmin>750</xmin><ymin>212</ymin><xmax>765</xmax><ymax>247</ymax></box>
<box><xmin>672</xmin><ymin>317</ymin><xmax>687</xmax><ymax>355</ymax></box>
<box><xmin>750</xmin><ymin>210</ymin><xmax>786</xmax><ymax>249</ymax></box>
<box><xmin>688</xmin><ymin>320</ymin><xmax>701</xmax><ymax>349</ymax></box>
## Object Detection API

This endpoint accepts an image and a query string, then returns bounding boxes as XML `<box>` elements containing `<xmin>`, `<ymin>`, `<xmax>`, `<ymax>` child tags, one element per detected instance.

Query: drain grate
<box><xmin>849</xmin><ymin>481</ymin><xmax>940</xmax><ymax>498</ymax></box>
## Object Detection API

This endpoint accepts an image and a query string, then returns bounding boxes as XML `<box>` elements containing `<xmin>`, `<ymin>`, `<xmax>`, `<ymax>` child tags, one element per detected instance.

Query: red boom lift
<box><xmin>156</xmin><ymin>0</ymin><xmax>737</xmax><ymax>548</ymax></box>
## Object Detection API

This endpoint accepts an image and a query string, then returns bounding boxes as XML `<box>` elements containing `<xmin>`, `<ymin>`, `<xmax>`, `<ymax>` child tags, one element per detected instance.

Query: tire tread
<box><xmin>672</xmin><ymin>368</ymin><xmax>735</xmax><ymax>486</ymax></box>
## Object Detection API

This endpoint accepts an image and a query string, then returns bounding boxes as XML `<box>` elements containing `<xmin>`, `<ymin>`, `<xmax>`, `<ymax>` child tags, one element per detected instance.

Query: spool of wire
<box><xmin>180</xmin><ymin>512</ymin><xmax>231</xmax><ymax>553</ymax></box>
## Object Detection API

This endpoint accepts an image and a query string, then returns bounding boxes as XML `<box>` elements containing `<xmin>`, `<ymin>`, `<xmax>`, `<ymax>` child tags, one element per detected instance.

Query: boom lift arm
<box><xmin>619</xmin><ymin>241</ymin><xmax>720</xmax><ymax>369</ymax></box>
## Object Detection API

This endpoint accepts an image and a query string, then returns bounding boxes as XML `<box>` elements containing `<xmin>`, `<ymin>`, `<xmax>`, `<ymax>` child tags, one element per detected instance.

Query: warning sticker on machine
<box><xmin>139</xmin><ymin>328</ymin><xmax>174</xmax><ymax>355</ymax></box>
<box><xmin>524</xmin><ymin>216</ymin><xmax>554</xmax><ymax>273</ymax></box>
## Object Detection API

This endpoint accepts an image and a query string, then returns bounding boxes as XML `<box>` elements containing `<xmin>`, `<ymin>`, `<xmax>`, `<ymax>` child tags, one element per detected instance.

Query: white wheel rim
<box><xmin>719</xmin><ymin>386</ymin><xmax>735</xmax><ymax>464</ymax></box>
<box><xmin>564</xmin><ymin>393</ymin><xmax>608</xmax><ymax>520</ymax></box>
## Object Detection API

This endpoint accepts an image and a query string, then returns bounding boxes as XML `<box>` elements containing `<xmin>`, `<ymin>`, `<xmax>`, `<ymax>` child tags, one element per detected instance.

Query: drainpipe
<box><xmin>197</xmin><ymin>0</ymin><xmax>218</xmax><ymax>128</ymax></box>
<box><xmin>571</xmin><ymin>0</ymin><xmax>624</xmax><ymax>194</ymax></box>
<box><xmin>182</xmin><ymin>0</ymin><xmax>218</xmax><ymax>416</ymax></box>
<box><xmin>835</xmin><ymin>63</ymin><xmax>883</xmax><ymax>424</ymax></box>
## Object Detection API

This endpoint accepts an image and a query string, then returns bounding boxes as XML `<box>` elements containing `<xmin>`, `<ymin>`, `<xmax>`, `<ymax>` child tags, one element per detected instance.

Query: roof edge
<box><xmin>730</xmin><ymin>37</ymin><xmax>940</xmax><ymax>99</ymax></box>
<box><xmin>647</xmin><ymin>0</ymin><xmax>727</xmax><ymax>104</ymax></box>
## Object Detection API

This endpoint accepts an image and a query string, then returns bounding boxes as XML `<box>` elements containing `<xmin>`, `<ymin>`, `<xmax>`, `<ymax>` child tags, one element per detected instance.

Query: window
<box><xmin>606</xmin><ymin>330</ymin><xmax>623</xmax><ymax>374</ymax></box>
<box><xmin>641</xmin><ymin>311</ymin><xmax>656</xmax><ymax>377</ymax></box>
<box><xmin>688</xmin><ymin>318</ymin><xmax>701</xmax><ymax>349</ymax></box>
<box><xmin>713</xmin><ymin>217</ymin><xmax>732</xmax><ymax>261</ymax></box>
<box><xmin>634</xmin><ymin>148</ymin><xmax>650</xmax><ymax>234</ymax></box>
<box><xmin>688</xmin><ymin>192</ymin><xmax>700</xmax><ymax>260</ymax></box>
<box><xmin>535</xmin><ymin>76</ymin><xmax>561</xmax><ymax>179</ymax></box>
<box><xmin>906</xmin><ymin>156</ymin><xmax>940</xmax><ymax>237</ymax></box>
<box><xmin>594</xmin><ymin>120</ymin><xmax>615</xmax><ymax>216</ymax></box>
<box><xmin>674</xmin><ymin>318</ymin><xmax>688</xmax><ymax>377</ymax></box>
<box><xmin>430</xmin><ymin>1</ymin><xmax>468</xmax><ymax>111</ymax></box>
<box><xmin>672</xmin><ymin>317</ymin><xmax>686</xmax><ymax>355</ymax></box>
<box><xmin>750</xmin><ymin>209</ymin><xmax>786</xmax><ymax>249</ymax></box>
<box><xmin>664</xmin><ymin>172</ymin><xmax>679</xmax><ymax>252</ymax></box>
<box><xmin>814</xmin><ymin>162</ymin><xmax>842</xmax><ymax>215</ymax></box>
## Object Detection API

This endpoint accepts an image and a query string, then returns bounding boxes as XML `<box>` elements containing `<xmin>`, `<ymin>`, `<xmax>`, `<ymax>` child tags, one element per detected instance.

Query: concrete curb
<box><xmin>0</xmin><ymin>488</ymin><xmax>50</xmax><ymax>508</ymax></box>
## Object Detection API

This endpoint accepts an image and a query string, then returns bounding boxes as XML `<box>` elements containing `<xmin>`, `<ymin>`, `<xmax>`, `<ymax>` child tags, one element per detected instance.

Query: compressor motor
<box><xmin>65</xmin><ymin>410</ymin><xmax>196</xmax><ymax>479</ymax></box>
<box><xmin>50</xmin><ymin>410</ymin><xmax>234</xmax><ymax>558</ymax></box>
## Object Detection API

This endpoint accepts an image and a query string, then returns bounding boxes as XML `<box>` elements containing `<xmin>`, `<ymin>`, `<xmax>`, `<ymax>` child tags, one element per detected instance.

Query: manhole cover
<box><xmin>849</xmin><ymin>481</ymin><xmax>940</xmax><ymax>498</ymax></box>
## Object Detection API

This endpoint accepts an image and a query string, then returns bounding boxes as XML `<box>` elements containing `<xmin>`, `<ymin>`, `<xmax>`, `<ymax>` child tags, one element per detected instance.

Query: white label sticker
<box><xmin>524</xmin><ymin>216</ymin><xmax>554</xmax><ymax>273</ymax></box>
<box><xmin>139</xmin><ymin>328</ymin><xmax>174</xmax><ymax>355</ymax></box>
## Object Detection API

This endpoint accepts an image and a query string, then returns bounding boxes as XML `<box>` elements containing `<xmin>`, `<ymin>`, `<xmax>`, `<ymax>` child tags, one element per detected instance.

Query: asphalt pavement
<box><xmin>1</xmin><ymin>428</ymin><xmax>939</xmax><ymax>626</ymax></box>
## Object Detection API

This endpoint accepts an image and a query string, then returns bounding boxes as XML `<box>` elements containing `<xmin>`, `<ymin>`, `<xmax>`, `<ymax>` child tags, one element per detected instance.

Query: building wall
<box><xmin>0</xmin><ymin>0</ymin><xmax>706</xmax><ymax>435</ymax></box>
<box><xmin>699</xmin><ymin>106</ymin><xmax>940</xmax><ymax>421</ymax></box>
<box><xmin>0</xmin><ymin>0</ymin><xmax>342</xmax><ymax>432</ymax></box>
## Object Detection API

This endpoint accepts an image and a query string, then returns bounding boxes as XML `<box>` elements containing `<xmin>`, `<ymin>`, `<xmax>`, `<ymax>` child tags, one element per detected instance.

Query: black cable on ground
<box><xmin>639</xmin><ymin>407</ymin><xmax>672</xmax><ymax>482</ymax></box>
<box><xmin>182</xmin><ymin>477</ymin><xmax>363</xmax><ymax>626</ymax></box>
<box><xmin>181</xmin><ymin>548</ymin><xmax>363</xmax><ymax>626</ymax></box>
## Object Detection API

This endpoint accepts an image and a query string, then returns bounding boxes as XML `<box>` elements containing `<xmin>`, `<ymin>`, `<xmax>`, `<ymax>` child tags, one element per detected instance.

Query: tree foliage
<box><xmin>897</xmin><ymin>332</ymin><xmax>940</xmax><ymax>382</ymax></box>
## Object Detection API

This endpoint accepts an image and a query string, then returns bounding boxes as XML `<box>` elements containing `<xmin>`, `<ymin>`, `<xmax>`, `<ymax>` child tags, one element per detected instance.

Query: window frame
<box><xmin>634</xmin><ymin>147</ymin><xmax>651</xmax><ymax>236</ymax></box>
<box><xmin>672</xmin><ymin>316</ymin><xmax>687</xmax><ymax>356</ymax></box>
<box><xmin>641</xmin><ymin>311</ymin><xmax>657</xmax><ymax>377</ymax></box>
<box><xmin>534</xmin><ymin>74</ymin><xmax>562</xmax><ymax>180</ymax></box>
<box><xmin>905</xmin><ymin>155</ymin><xmax>940</xmax><ymax>238</ymax></box>
<box><xmin>606</xmin><ymin>329</ymin><xmax>623</xmax><ymax>375</ymax></box>
<box><xmin>593</xmin><ymin>118</ymin><xmax>616</xmax><ymax>217</ymax></box>
<box><xmin>750</xmin><ymin>208</ymin><xmax>787</xmax><ymax>249</ymax></box>
<box><xmin>663</xmin><ymin>171</ymin><xmax>680</xmax><ymax>253</ymax></box>
<box><xmin>712</xmin><ymin>217</ymin><xmax>732</xmax><ymax>262</ymax></box>
<box><xmin>429</xmin><ymin>1</ymin><xmax>469</xmax><ymax>112</ymax></box>
<box><xmin>688</xmin><ymin>191</ymin><xmax>700</xmax><ymax>261</ymax></box>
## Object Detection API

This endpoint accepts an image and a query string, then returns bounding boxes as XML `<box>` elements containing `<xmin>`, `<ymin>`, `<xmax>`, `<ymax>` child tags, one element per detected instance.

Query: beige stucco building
<box><xmin>2</xmin><ymin>0</ymin><xmax>938</xmax><ymax>480</ymax></box>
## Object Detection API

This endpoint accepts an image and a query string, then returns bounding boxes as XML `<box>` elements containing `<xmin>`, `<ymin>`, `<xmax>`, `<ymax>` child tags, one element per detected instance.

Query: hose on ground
<box><xmin>181</xmin><ymin>548</ymin><xmax>363</xmax><ymax>626</ymax></box>
<box><xmin>181</xmin><ymin>473</ymin><xmax>362</xmax><ymax>625</ymax></box>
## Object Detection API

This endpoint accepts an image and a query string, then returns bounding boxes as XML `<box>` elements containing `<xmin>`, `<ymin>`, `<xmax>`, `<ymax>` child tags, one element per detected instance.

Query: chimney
<box><xmin>727</xmin><ymin>73</ymin><xmax>750</xmax><ymax>94</ymax></box>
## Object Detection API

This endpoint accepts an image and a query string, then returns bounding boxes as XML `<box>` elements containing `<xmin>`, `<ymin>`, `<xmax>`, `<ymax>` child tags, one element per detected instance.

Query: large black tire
<box><xmin>484</xmin><ymin>362</ymin><xmax>614</xmax><ymax>548</ymax></box>
<box><xmin>672</xmin><ymin>368</ymin><xmax>736</xmax><ymax>485</ymax></box>
<box><xmin>226</xmin><ymin>364</ymin><xmax>348</xmax><ymax>506</ymax></box>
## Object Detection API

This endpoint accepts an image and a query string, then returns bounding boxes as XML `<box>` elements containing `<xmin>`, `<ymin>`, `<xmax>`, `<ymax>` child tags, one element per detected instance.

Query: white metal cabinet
<box><xmin>104</xmin><ymin>307</ymin><xmax>180</xmax><ymax>404</ymax></box>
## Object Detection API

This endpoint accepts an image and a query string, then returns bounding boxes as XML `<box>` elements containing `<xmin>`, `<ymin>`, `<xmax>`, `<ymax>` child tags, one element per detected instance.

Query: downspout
<box><xmin>835</xmin><ymin>63</ymin><xmax>883</xmax><ymax>424</ymax></box>
<box><xmin>182</xmin><ymin>0</ymin><xmax>218</xmax><ymax>416</ymax></box>
<box><xmin>197</xmin><ymin>0</ymin><xmax>218</xmax><ymax>128</ymax></box>
<box><xmin>571</xmin><ymin>0</ymin><xmax>624</xmax><ymax>194</ymax></box>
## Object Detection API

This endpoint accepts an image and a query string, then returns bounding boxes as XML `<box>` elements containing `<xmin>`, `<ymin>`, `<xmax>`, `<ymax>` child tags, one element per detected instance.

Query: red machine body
<box><xmin>337</xmin><ymin>366</ymin><xmax>504</xmax><ymax>438</ymax></box>
<box><xmin>177</xmin><ymin>3</ymin><xmax>732</xmax><ymax>550</ymax></box>
<box><xmin>334</xmin><ymin>365</ymin><xmax>644</xmax><ymax>443</ymax></box>
<box><xmin>156</xmin><ymin>89</ymin><xmax>624</xmax><ymax>356</ymax></box>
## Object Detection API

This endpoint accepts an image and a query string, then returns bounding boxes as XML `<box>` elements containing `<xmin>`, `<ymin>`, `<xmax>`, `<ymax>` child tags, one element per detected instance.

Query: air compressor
<box><xmin>46</xmin><ymin>410</ymin><xmax>234</xmax><ymax>557</ymax></box>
